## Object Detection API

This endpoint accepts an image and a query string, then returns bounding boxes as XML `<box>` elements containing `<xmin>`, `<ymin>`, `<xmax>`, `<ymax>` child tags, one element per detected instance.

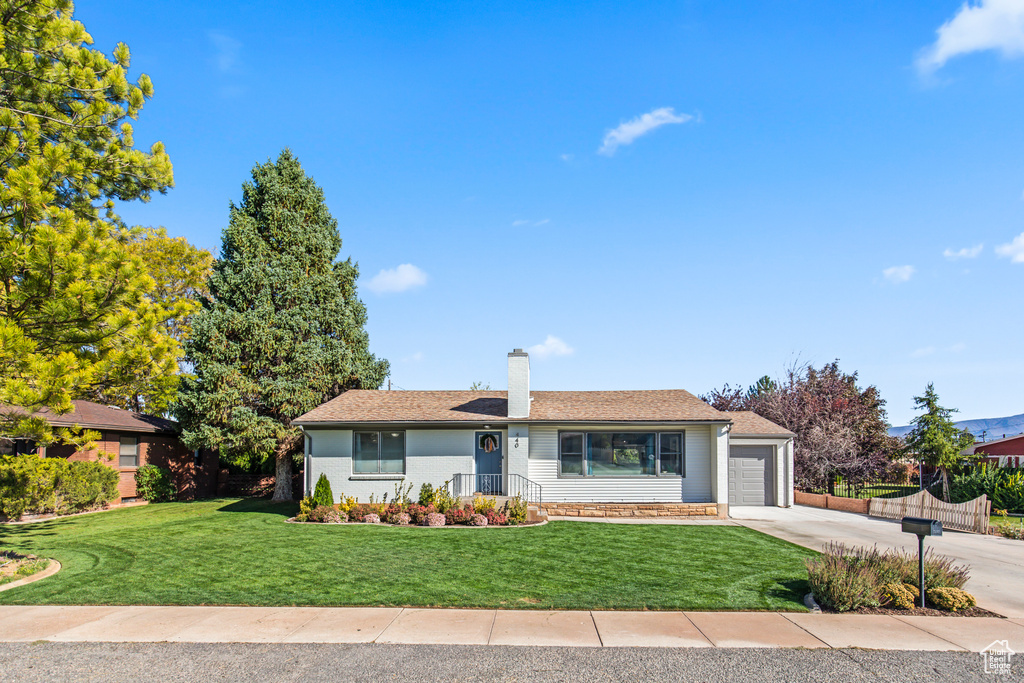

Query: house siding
<box><xmin>305</xmin><ymin>428</ymin><xmax>487</xmax><ymax>502</ymax></box>
<box><xmin>526</xmin><ymin>424</ymin><xmax>714</xmax><ymax>503</ymax></box>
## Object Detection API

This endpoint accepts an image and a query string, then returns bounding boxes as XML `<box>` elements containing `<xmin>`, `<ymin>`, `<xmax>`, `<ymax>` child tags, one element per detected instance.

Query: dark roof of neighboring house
<box><xmin>725</xmin><ymin>411</ymin><xmax>796</xmax><ymax>437</ymax></box>
<box><xmin>295</xmin><ymin>389</ymin><xmax>735</xmax><ymax>425</ymax></box>
<box><xmin>24</xmin><ymin>400</ymin><xmax>179</xmax><ymax>434</ymax></box>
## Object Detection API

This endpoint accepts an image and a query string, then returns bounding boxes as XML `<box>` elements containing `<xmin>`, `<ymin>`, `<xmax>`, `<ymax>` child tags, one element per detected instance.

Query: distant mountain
<box><xmin>889</xmin><ymin>413</ymin><xmax>1024</xmax><ymax>441</ymax></box>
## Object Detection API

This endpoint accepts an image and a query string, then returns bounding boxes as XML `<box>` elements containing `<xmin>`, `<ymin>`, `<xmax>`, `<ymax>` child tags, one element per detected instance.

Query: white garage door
<box><xmin>729</xmin><ymin>446</ymin><xmax>774</xmax><ymax>506</ymax></box>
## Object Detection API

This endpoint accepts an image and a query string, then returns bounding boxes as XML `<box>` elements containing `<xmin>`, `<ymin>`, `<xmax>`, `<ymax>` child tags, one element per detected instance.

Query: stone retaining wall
<box><xmin>540</xmin><ymin>502</ymin><xmax>719</xmax><ymax>518</ymax></box>
<box><xmin>795</xmin><ymin>490</ymin><xmax>870</xmax><ymax>514</ymax></box>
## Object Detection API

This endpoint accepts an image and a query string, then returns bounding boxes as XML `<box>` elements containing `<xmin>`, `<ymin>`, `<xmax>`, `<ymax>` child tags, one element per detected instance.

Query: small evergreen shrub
<box><xmin>446</xmin><ymin>508</ymin><xmax>471</xmax><ymax>525</ymax></box>
<box><xmin>434</xmin><ymin>482</ymin><xmax>457</xmax><ymax>513</ymax></box>
<box><xmin>927</xmin><ymin>587</ymin><xmax>976</xmax><ymax>611</ymax></box>
<box><xmin>296</xmin><ymin>495</ymin><xmax>315</xmax><ymax>521</ymax></box>
<box><xmin>469</xmin><ymin>513</ymin><xmax>488</xmax><ymax>527</ymax></box>
<box><xmin>394</xmin><ymin>512</ymin><xmax>411</xmax><ymax>525</ymax></box>
<box><xmin>363</xmin><ymin>513</ymin><xmax>381</xmax><ymax>524</ymax></box>
<box><xmin>424</xmin><ymin>512</ymin><xmax>445</xmax><ymax>527</ymax></box>
<box><xmin>135</xmin><ymin>465</ymin><xmax>176</xmax><ymax>503</ymax></box>
<box><xmin>418</xmin><ymin>483</ymin><xmax>435</xmax><ymax>507</ymax></box>
<box><xmin>484</xmin><ymin>510</ymin><xmax>507</xmax><ymax>526</ymax></box>
<box><xmin>312</xmin><ymin>474</ymin><xmax>334</xmax><ymax>508</ymax></box>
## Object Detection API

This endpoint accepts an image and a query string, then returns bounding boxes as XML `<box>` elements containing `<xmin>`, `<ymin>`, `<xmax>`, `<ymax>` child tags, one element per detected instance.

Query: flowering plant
<box><xmin>363</xmin><ymin>513</ymin><xmax>381</xmax><ymax>524</ymax></box>
<box><xmin>424</xmin><ymin>512</ymin><xmax>446</xmax><ymax>527</ymax></box>
<box><xmin>469</xmin><ymin>513</ymin><xmax>488</xmax><ymax>527</ymax></box>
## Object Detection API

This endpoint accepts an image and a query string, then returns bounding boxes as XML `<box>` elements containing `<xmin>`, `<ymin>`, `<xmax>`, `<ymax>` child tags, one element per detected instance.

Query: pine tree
<box><xmin>905</xmin><ymin>383</ymin><xmax>976</xmax><ymax>502</ymax></box>
<box><xmin>176</xmin><ymin>150</ymin><xmax>389</xmax><ymax>501</ymax></box>
<box><xmin>0</xmin><ymin>1</ymin><xmax>178</xmax><ymax>443</ymax></box>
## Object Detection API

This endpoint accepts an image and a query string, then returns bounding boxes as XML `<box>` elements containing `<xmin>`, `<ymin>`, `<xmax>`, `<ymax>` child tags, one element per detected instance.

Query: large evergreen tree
<box><xmin>176</xmin><ymin>151</ymin><xmax>389</xmax><ymax>501</ymax></box>
<box><xmin>904</xmin><ymin>383</ymin><xmax>976</xmax><ymax>502</ymax></box>
<box><xmin>0</xmin><ymin>0</ymin><xmax>179</xmax><ymax>443</ymax></box>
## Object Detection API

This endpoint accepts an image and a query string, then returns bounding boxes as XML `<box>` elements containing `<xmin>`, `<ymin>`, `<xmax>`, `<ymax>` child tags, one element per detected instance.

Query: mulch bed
<box><xmin>822</xmin><ymin>604</ymin><xmax>1001</xmax><ymax>618</ymax></box>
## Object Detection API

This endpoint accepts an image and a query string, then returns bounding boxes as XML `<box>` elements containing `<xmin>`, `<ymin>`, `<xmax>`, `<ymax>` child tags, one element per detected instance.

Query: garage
<box><xmin>728</xmin><ymin>445</ymin><xmax>775</xmax><ymax>506</ymax></box>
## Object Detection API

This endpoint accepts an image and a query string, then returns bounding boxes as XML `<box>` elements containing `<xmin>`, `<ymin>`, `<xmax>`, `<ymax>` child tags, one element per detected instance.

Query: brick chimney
<box><xmin>507</xmin><ymin>348</ymin><xmax>530</xmax><ymax>419</ymax></box>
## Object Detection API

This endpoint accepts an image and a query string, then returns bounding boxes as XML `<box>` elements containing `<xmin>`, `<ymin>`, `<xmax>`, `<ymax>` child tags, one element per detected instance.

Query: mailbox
<box><xmin>901</xmin><ymin>517</ymin><xmax>943</xmax><ymax>537</ymax></box>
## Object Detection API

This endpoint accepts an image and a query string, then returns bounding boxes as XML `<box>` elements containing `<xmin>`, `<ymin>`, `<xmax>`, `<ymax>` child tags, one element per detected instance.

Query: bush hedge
<box><xmin>135</xmin><ymin>465</ymin><xmax>176</xmax><ymax>503</ymax></box>
<box><xmin>949</xmin><ymin>464</ymin><xmax>1024</xmax><ymax>513</ymax></box>
<box><xmin>0</xmin><ymin>455</ymin><xmax>119</xmax><ymax>520</ymax></box>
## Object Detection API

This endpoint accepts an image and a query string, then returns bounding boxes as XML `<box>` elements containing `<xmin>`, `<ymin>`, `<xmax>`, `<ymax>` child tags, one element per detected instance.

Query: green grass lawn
<box><xmin>0</xmin><ymin>499</ymin><xmax>815</xmax><ymax>611</ymax></box>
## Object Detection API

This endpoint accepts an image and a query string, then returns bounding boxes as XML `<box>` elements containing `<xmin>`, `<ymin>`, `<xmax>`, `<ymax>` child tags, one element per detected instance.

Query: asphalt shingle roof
<box><xmin>25</xmin><ymin>400</ymin><xmax>179</xmax><ymax>434</ymax></box>
<box><xmin>724</xmin><ymin>410</ymin><xmax>796</xmax><ymax>437</ymax></box>
<box><xmin>295</xmin><ymin>389</ymin><xmax>732</xmax><ymax>425</ymax></box>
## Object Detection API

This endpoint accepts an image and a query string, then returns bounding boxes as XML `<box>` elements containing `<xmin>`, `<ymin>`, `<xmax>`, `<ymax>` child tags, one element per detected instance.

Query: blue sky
<box><xmin>85</xmin><ymin>1</ymin><xmax>1024</xmax><ymax>426</ymax></box>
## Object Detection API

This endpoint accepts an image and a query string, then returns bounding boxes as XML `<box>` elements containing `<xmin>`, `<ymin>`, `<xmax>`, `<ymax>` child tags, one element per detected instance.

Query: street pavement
<box><xmin>0</xmin><ymin>642</ymin><xmax>1014</xmax><ymax>683</ymax></box>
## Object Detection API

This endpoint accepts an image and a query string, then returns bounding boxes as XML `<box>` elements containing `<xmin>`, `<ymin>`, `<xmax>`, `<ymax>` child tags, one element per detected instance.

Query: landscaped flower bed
<box><xmin>290</xmin><ymin>479</ymin><xmax>531</xmax><ymax>527</ymax></box>
<box><xmin>0</xmin><ymin>550</ymin><xmax>51</xmax><ymax>587</ymax></box>
<box><xmin>805</xmin><ymin>542</ymin><xmax>994</xmax><ymax>616</ymax></box>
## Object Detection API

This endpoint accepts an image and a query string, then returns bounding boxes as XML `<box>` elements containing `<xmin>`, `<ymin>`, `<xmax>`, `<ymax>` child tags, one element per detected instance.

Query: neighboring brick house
<box><xmin>33</xmin><ymin>401</ymin><xmax>218</xmax><ymax>501</ymax></box>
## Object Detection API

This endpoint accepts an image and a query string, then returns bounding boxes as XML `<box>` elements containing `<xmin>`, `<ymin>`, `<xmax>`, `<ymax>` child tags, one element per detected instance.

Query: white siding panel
<box><xmin>527</xmin><ymin>425</ymin><xmax>713</xmax><ymax>503</ymax></box>
<box><xmin>307</xmin><ymin>428</ymin><xmax>477</xmax><ymax>503</ymax></box>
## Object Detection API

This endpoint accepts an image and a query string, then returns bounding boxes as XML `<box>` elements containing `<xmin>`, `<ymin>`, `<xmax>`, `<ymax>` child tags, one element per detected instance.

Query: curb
<box><xmin>0</xmin><ymin>559</ymin><xmax>61</xmax><ymax>593</ymax></box>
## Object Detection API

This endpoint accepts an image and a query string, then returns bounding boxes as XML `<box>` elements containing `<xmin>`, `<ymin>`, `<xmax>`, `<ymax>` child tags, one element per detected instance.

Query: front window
<box><xmin>354</xmin><ymin>431</ymin><xmax>406</xmax><ymax>474</ymax></box>
<box><xmin>558</xmin><ymin>431</ymin><xmax>684</xmax><ymax>477</ymax></box>
<box><xmin>119</xmin><ymin>436</ymin><xmax>139</xmax><ymax>468</ymax></box>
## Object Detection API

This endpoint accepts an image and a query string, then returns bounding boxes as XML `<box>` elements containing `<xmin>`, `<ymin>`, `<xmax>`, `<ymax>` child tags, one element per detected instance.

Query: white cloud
<box><xmin>996</xmin><ymin>232</ymin><xmax>1024</xmax><ymax>262</ymax></box>
<box><xmin>917</xmin><ymin>0</ymin><xmax>1024</xmax><ymax>74</ymax></box>
<box><xmin>527</xmin><ymin>335</ymin><xmax>574</xmax><ymax>359</ymax></box>
<box><xmin>943</xmin><ymin>243</ymin><xmax>984</xmax><ymax>260</ymax></box>
<box><xmin>208</xmin><ymin>31</ymin><xmax>242</xmax><ymax>72</ymax></box>
<box><xmin>365</xmin><ymin>263</ymin><xmax>429</xmax><ymax>294</ymax></box>
<box><xmin>882</xmin><ymin>265</ymin><xmax>915</xmax><ymax>283</ymax></box>
<box><xmin>511</xmin><ymin>218</ymin><xmax>550</xmax><ymax>227</ymax></box>
<box><xmin>598</xmin><ymin>107</ymin><xmax>693</xmax><ymax>156</ymax></box>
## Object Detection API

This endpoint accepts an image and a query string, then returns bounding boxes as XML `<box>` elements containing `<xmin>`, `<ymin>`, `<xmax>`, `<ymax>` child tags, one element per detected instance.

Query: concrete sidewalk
<box><xmin>2</xmin><ymin>605</ymin><xmax>1023</xmax><ymax>652</ymax></box>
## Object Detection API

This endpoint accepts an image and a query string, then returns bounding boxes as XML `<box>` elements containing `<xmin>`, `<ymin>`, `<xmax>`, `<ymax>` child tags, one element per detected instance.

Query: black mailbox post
<box><xmin>902</xmin><ymin>516</ymin><xmax>942</xmax><ymax>609</ymax></box>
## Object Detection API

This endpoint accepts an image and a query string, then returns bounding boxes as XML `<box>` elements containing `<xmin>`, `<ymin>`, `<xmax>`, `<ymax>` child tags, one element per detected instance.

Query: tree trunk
<box><xmin>940</xmin><ymin>466</ymin><xmax>950</xmax><ymax>503</ymax></box>
<box><xmin>271</xmin><ymin>443</ymin><xmax>293</xmax><ymax>502</ymax></box>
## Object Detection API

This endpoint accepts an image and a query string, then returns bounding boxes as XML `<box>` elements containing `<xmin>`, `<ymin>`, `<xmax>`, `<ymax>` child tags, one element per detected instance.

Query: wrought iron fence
<box><xmin>451</xmin><ymin>473</ymin><xmax>543</xmax><ymax>504</ymax></box>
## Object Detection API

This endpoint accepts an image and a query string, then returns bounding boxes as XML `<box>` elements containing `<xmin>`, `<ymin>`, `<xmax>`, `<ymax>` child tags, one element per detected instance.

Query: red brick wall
<box><xmin>43</xmin><ymin>431</ymin><xmax>218</xmax><ymax>502</ymax></box>
<box><xmin>795</xmin><ymin>490</ymin><xmax>870</xmax><ymax>514</ymax></box>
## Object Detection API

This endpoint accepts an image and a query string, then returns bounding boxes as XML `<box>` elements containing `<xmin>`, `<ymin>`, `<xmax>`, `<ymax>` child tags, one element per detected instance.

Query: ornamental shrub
<box><xmin>434</xmin><ymin>482</ymin><xmax>457</xmax><ymax>513</ymax></box>
<box><xmin>313</xmin><ymin>474</ymin><xmax>334</xmax><ymax>508</ymax></box>
<box><xmin>364</xmin><ymin>513</ymin><xmax>381</xmax><ymax>524</ymax></box>
<box><xmin>805</xmin><ymin>550</ymin><xmax>880</xmax><ymax>612</ymax></box>
<box><xmin>394</xmin><ymin>512</ymin><xmax>411</xmax><ymax>525</ymax></box>
<box><xmin>337</xmin><ymin>494</ymin><xmax>357</xmax><ymax>515</ymax></box>
<box><xmin>0</xmin><ymin>455</ymin><xmax>118</xmax><ymax>519</ymax></box>
<box><xmin>308</xmin><ymin>505</ymin><xmax>342</xmax><ymax>523</ymax></box>
<box><xmin>446</xmin><ymin>507</ymin><xmax>471</xmax><ymax>525</ymax></box>
<box><xmin>469</xmin><ymin>513</ymin><xmax>488</xmax><ymax>527</ymax></box>
<box><xmin>472</xmin><ymin>496</ymin><xmax>496</xmax><ymax>514</ymax></box>
<box><xmin>502</xmin><ymin>496</ymin><xmax>528</xmax><ymax>525</ymax></box>
<box><xmin>485</xmin><ymin>510</ymin><xmax>507</xmax><ymax>526</ymax></box>
<box><xmin>927</xmin><ymin>587</ymin><xmax>976</xmax><ymax>612</ymax></box>
<box><xmin>418</xmin><ymin>483</ymin><xmax>435</xmax><ymax>507</ymax></box>
<box><xmin>880</xmin><ymin>583</ymin><xmax>915</xmax><ymax>610</ymax></box>
<box><xmin>424</xmin><ymin>512</ymin><xmax>446</xmax><ymax>527</ymax></box>
<box><xmin>296</xmin><ymin>495</ymin><xmax>315</xmax><ymax>521</ymax></box>
<box><xmin>406</xmin><ymin>504</ymin><xmax>435</xmax><ymax>525</ymax></box>
<box><xmin>135</xmin><ymin>465</ymin><xmax>176</xmax><ymax>503</ymax></box>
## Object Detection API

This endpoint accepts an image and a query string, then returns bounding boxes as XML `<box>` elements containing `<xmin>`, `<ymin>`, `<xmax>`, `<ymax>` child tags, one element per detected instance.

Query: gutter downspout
<box><xmin>298</xmin><ymin>426</ymin><xmax>311</xmax><ymax>498</ymax></box>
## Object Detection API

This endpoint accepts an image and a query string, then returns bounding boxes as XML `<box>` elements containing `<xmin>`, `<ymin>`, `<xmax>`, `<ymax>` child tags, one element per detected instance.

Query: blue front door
<box><xmin>475</xmin><ymin>432</ymin><xmax>503</xmax><ymax>495</ymax></box>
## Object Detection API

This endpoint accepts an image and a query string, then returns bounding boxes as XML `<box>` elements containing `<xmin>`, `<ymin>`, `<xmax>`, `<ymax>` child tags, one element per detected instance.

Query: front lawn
<box><xmin>0</xmin><ymin>499</ymin><xmax>814</xmax><ymax>611</ymax></box>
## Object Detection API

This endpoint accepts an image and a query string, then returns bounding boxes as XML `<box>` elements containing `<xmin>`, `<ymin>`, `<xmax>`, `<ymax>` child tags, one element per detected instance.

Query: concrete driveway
<box><xmin>731</xmin><ymin>505</ymin><xmax>1024</xmax><ymax>618</ymax></box>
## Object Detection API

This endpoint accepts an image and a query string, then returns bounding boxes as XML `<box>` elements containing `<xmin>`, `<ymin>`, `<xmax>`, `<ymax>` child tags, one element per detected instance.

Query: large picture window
<box><xmin>558</xmin><ymin>431</ymin><xmax>684</xmax><ymax>477</ymax></box>
<box><xmin>354</xmin><ymin>431</ymin><xmax>406</xmax><ymax>474</ymax></box>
